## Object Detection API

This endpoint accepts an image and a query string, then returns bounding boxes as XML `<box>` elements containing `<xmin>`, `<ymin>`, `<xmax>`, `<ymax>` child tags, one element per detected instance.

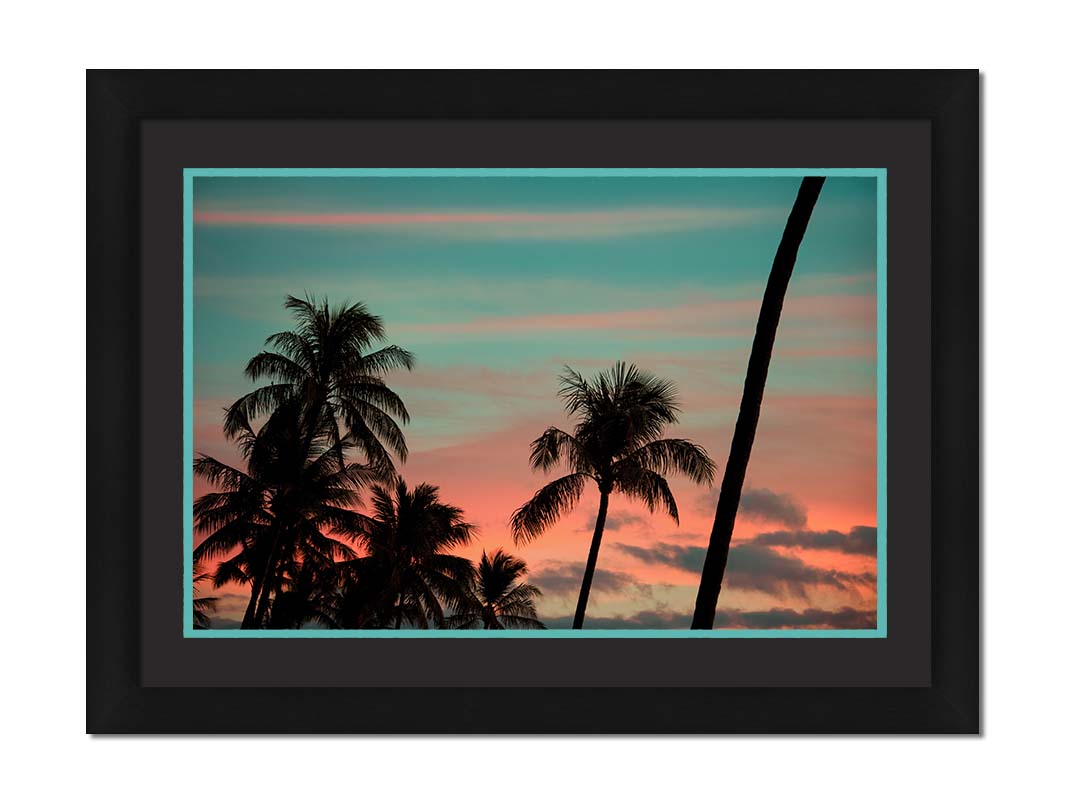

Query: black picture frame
<box><xmin>87</xmin><ymin>69</ymin><xmax>978</xmax><ymax>734</ymax></box>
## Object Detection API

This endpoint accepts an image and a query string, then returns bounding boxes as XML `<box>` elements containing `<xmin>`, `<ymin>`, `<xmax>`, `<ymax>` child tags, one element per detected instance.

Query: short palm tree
<box><xmin>345</xmin><ymin>479</ymin><xmax>477</xmax><ymax>629</ymax></box>
<box><xmin>192</xmin><ymin>571</ymin><xmax>218</xmax><ymax>629</ymax></box>
<box><xmin>511</xmin><ymin>362</ymin><xmax>716</xmax><ymax>629</ymax></box>
<box><xmin>224</xmin><ymin>294</ymin><xmax>414</xmax><ymax>473</ymax></box>
<box><xmin>448</xmin><ymin>549</ymin><xmax>546</xmax><ymax>630</ymax></box>
<box><xmin>194</xmin><ymin>400</ymin><xmax>377</xmax><ymax>628</ymax></box>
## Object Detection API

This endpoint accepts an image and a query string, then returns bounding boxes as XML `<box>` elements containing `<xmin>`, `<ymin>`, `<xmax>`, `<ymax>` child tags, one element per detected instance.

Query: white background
<box><xmin>3</xmin><ymin>2</ymin><xmax>1063</xmax><ymax>797</ymax></box>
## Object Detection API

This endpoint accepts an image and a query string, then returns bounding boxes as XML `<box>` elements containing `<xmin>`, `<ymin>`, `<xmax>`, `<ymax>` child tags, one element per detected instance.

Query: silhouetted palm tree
<box><xmin>224</xmin><ymin>294</ymin><xmax>414</xmax><ymax>473</ymax></box>
<box><xmin>511</xmin><ymin>362</ymin><xmax>716</xmax><ymax>629</ymax></box>
<box><xmin>192</xmin><ymin>571</ymin><xmax>218</xmax><ymax>629</ymax></box>
<box><xmin>343</xmin><ymin>479</ymin><xmax>477</xmax><ymax>628</ymax></box>
<box><xmin>448</xmin><ymin>549</ymin><xmax>546</xmax><ymax>630</ymax></box>
<box><xmin>194</xmin><ymin>400</ymin><xmax>377</xmax><ymax>628</ymax></box>
<box><xmin>691</xmin><ymin>176</ymin><xmax>825</xmax><ymax>629</ymax></box>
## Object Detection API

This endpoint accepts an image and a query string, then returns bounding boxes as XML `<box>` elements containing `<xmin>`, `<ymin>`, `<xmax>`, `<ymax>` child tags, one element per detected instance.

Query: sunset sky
<box><xmin>191</xmin><ymin>173</ymin><xmax>879</xmax><ymax>630</ymax></box>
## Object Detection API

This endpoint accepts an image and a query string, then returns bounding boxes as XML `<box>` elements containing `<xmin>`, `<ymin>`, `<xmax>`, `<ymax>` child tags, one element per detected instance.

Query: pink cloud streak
<box><xmin>392</xmin><ymin>294</ymin><xmax>875</xmax><ymax>337</ymax></box>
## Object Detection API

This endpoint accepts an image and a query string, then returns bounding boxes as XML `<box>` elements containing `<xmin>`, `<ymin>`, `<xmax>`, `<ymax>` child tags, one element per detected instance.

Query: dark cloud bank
<box><xmin>614</xmin><ymin>524</ymin><xmax>877</xmax><ymax>601</ymax></box>
<box><xmin>700</xmin><ymin>487</ymin><xmax>808</xmax><ymax>529</ymax></box>
<box><xmin>531</xmin><ymin>520</ymin><xmax>878</xmax><ymax>631</ymax></box>
<box><xmin>542</xmin><ymin>606</ymin><xmax>875</xmax><ymax>630</ymax></box>
<box><xmin>750</xmin><ymin>525</ymin><xmax>877</xmax><ymax>556</ymax></box>
<box><xmin>585</xmin><ymin>509</ymin><xmax>651</xmax><ymax>532</ymax></box>
<box><xmin>530</xmin><ymin>560</ymin><xmax>644</xmax><ymax>596</ymax></box>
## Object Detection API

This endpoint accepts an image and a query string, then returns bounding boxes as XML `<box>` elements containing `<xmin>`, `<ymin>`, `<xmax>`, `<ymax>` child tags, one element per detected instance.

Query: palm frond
<box><xmin>244</xmin><ymin>351</ymin><xmax>308</xmax><ymax>385</ymax></box>
<box><xmin>223</xmin><ymin>384</ymin><xmax>295</xmax><ymax>436</ymax></box>
<box><xmin>335</xmin><ymin>378</ymin><xmax>412</xmax><ymax>424</ymax></box>
<box><xmin>192</xmin><ymin>455</ymin><xmax>251</xmax><ymax>492</ymax></box>
<box><xmin>341</xmin><ymin>397</ymin><xmax>410</xmax><ymax>461</ymax></box>
<box><xmin>510</xmin><ymin>472</ymin><xmax>589</xmax><ymax>545</ymax></box>
<box><xmin>193</xmin><ymin>520</ymin><xmax>261</xmax><ymax>560</ymax></box>
<box><xmin>615</xmin><ymin>438</ymin><xmax>716</xmax><ymax>486</ymax></box>
<box><xmin>262</xmin><ymin>330</ymin><xmax>316</xmax><ymax>368</ymax></box>
<box><xmin>211</xmin><ymin>554</ymin><xmax>253</xmax><ymax>589</ymax></box>
<box><xmin>616</xmin><ymin>467</ymin><xmax>680</xmax><ymax>523</ymax></box>
<box><xmin>357</xmin><ymin>345</ymin><xmax>416</xmax><ymax>375</ymax></box>
<box><xmin>558</xmin><ymin>366</ymin><xmax>595</xmax><ymax>416</ymax></box>
<box><xmin>529</xmin><ymin>426</ymin><xmax>588</xmax><ymax>473</ymax></box>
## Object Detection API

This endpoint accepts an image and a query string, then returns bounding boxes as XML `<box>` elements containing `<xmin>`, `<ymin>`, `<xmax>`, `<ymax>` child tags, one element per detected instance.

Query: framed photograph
<box><xmin>87</xmin><ymin>69</ymin><xmax>978</xmax><ymax>733</ymax></box>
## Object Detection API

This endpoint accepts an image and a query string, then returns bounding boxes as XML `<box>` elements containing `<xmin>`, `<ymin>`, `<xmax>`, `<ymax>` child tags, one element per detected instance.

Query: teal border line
<box><xmin>184</xmin><ymin>167</ymin><xmax>885</xmax><ymax>179</ymax></box>
<box><xmin>183</xmin><ymin>170</ymin><xmax>195</xmax><ymax>635</ymax></box>
<box><xmin>876</xmin><ymin>172</ymin><xmax>888</xmax><ymax>637</ymax></box>
<box><xmin>182</xmin><ymin>167</ymin><xmax>888</xmax><ymax>639</ymax></box>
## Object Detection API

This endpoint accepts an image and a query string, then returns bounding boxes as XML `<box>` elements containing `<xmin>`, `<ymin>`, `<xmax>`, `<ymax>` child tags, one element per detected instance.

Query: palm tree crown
<box><xmin>341</xmin><ymin>479</ymin><xmax>477</xmax><ymax>629</ymax></box>
<box><xmin>510</xmin><ymin>361</ymin><xmax>716</xmax><ymax>628</ymax></box>
<box><xmin>449</xmin><ymin>549</ymin><xmax>546</xmax><ymax>630</ymax></box>
<box><xmin>224</xmin><ymin>294</ymin><xmax>414</xmax><ymax>473</ymax></box>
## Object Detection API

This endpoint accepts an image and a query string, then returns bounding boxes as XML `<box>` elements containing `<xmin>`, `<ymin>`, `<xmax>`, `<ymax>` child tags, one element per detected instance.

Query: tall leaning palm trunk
<box><xmin>691</xmin><ymin>176</ymin><xmax>825</xmax><ymax>629</ymax></box>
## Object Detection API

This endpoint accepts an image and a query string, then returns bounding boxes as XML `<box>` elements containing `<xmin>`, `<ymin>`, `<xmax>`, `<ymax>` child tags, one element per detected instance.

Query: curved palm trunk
<box><xmin>242</xmin><ymin>523</ymin><xmax>286</xmax><ymax>629</ymax></box>
<box><xmin>573</xmin><ymin>490</ymin><xmax>611</xmax><ymax>629</ymax></box>
<box><xmin>255</xmin><ymin>560</ymin><xmax>285</xmax><ymax>628</ymax></box>
<box><xmin>253</xmin><ymin>531</ymin><xmax>290</xmax><ymax>628</ymax></box>
<box><xmin>691</xmin><ymin>177</ymin><xmax>825</xmax><ymax>629</ymax></box>
<box><xmin>240</xmin><ymin>575</ymin><xmax>264</xmax><ymax>629</ymax></box>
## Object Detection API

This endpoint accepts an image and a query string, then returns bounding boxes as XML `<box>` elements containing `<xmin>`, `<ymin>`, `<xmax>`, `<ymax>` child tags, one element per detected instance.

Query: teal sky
<box><xmin>192</xmin><ymin>174</ymin><xmax>879</xmax><ymax>629</ymax></box>
<box><xmin>194</xmin><ymin>177</ymin><xmax>876</xmax><ymax>437</ymax></box>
